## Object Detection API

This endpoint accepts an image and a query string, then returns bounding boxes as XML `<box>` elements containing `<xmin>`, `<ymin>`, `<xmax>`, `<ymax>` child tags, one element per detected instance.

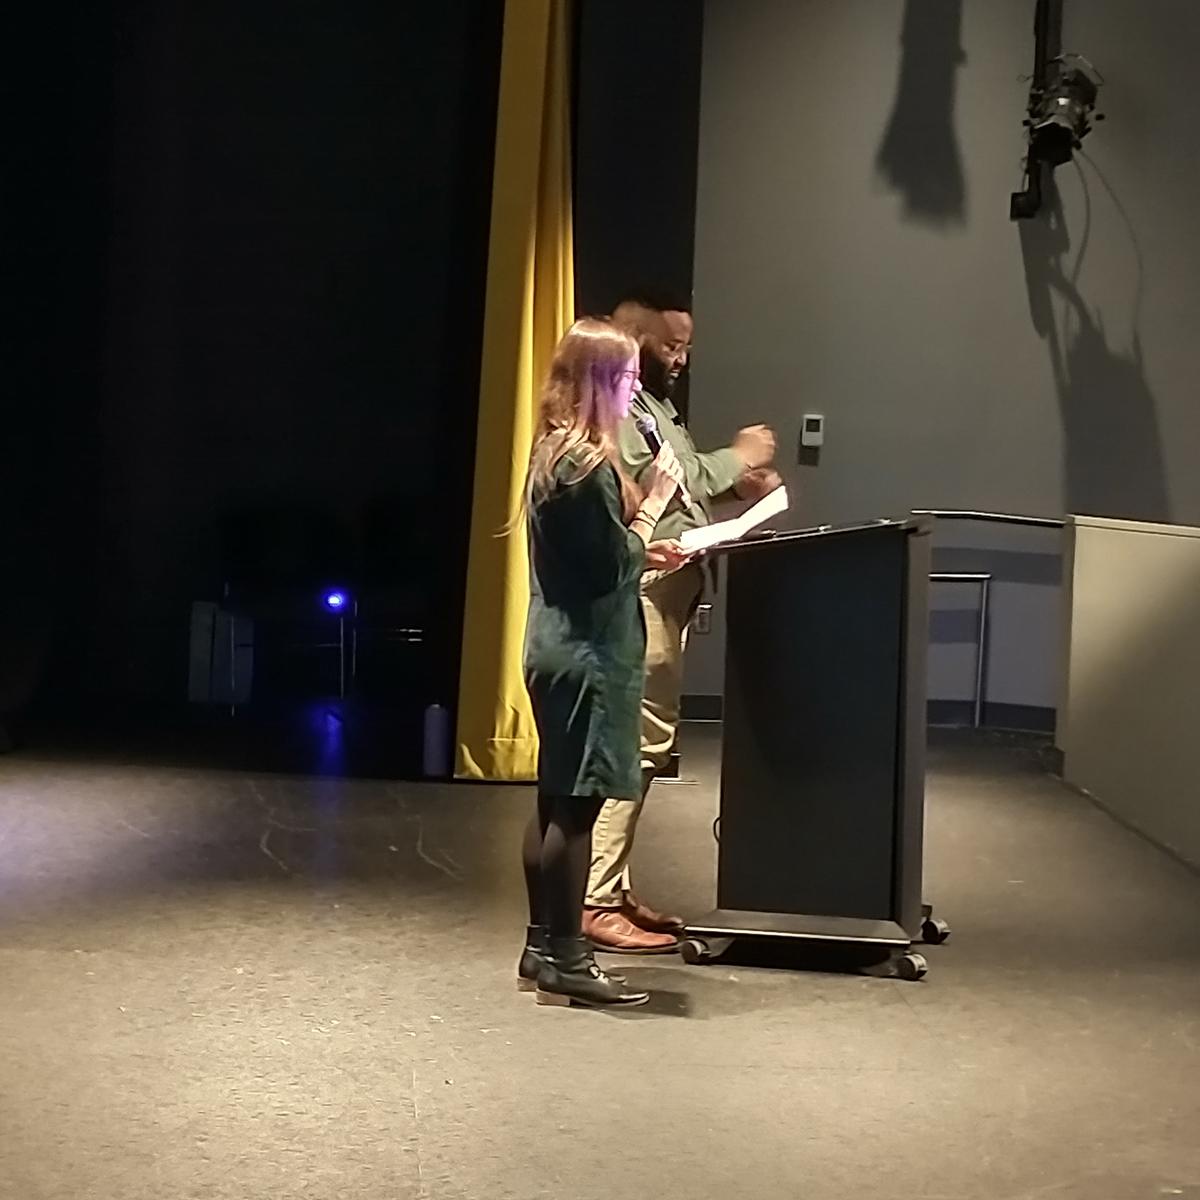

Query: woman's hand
<box><xmin>630</xmin><ymin>445</ymin><xmax>687</xmax><ymax>547</ymax></box>
<box><xmin>646</xmin><ymin>442</ymin><xmax>685</xmax><ymax>507</ymax></box>
<box><xmin>645</xmin><ymin>539</ymin><xmax>691</xmax><ymax>572</ymax></box>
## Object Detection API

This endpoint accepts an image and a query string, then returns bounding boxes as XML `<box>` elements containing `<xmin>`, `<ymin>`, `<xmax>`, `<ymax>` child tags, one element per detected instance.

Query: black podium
<box><xmin>683</xmin><ymin>517</ymin><xmax>948</xmax><ymax>980</ymax></box>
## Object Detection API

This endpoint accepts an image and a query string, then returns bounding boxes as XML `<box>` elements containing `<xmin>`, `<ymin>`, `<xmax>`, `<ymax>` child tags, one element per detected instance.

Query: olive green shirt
<box><xmin>617</xmin><ymin>387</ymin><xmax>744</xmax><ymax>542</ymax></box>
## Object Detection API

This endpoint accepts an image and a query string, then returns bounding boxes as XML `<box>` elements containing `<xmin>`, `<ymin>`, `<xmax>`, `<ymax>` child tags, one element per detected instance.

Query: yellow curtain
<box><xmin>454</xmin><ymin>0</ymin><xmax>575</xmax><ymax>780</ymax></box>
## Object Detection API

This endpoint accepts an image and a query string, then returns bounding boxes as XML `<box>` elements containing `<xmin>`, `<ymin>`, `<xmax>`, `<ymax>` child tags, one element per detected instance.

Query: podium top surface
<box><xmin>714</xmin><ymin>515</ymin><xmax>932</xmax><ymax>556</ymax></box>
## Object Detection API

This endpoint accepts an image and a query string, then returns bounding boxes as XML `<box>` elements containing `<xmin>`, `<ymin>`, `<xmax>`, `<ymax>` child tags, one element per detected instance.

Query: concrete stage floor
<box><xmin>1</xmin><ymin>726</ymin><xmax>1198</xmax><ymax>1200</ymax></box>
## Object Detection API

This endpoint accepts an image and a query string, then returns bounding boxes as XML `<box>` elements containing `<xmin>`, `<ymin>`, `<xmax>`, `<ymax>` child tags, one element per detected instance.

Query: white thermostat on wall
<box><xmin>800</xmin><ymin>413</ymin><xmax>825</xmax><ymax>447</ymax></box>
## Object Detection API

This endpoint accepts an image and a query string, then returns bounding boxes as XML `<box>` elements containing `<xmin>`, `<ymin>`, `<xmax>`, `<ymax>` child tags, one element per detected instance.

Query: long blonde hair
<box><xmin>526</xmin><ymin>318</ymin><xmax>641</xmax><ymax>520</ymax></box>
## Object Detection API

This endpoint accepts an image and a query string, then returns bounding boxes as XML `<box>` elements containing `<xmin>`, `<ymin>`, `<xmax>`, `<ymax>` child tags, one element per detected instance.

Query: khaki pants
<box><xmin>585</xmin><ymin>562</ymin><xmax>703</xmax><ymax>908</ymax></box>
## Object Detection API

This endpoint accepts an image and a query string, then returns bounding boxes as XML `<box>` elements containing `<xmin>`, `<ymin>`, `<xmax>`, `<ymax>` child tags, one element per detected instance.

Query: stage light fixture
<box><xmin>1024</xmin><ymin>54</ymin><xmax>1104</xmax><ymax>168</ymax></box>
<box><xmin>323</xmin><ymin>590</ymin><xmax>349</xmax><ymax>613</ymax></box>
<box><xmin>1011</xmin><ymin>51</ymin><xmax>1105</xmax><ymax>220</ymax></box>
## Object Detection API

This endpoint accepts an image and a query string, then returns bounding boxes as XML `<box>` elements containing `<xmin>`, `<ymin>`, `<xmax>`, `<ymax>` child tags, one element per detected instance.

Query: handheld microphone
<box><xmin>634</xmin><ymin>412</ymin><xmax>699</xmax><ymax>517</ymax></box>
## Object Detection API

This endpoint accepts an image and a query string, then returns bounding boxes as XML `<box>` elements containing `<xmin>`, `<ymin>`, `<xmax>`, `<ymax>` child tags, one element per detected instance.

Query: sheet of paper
<box><xmin>678</xmin><ymin>485</ymin><xmax>789</xmax><ymax>554</ymax></box>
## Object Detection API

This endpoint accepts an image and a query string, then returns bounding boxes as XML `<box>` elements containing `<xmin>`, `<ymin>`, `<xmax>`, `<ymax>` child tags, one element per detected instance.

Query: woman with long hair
<box><xmin>518</xmin><ymin>317</ymin><xmax>687</xmax><ymax>1009</ymax></box>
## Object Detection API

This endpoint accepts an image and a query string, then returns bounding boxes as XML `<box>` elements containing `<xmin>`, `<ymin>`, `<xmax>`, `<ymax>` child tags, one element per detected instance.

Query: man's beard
<box><xmin>639</xmin><ymin>349</ymin><xmax>674</xmax><ymax>398</ymax></box>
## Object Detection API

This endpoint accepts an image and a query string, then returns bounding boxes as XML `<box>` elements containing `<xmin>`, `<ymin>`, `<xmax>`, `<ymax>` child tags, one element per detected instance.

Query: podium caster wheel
<box><xmin>922</xmin><ymin>917</ymin><xmax>951</xmax><ymax>945</ymax></box>
<box><xmin>897</xmin><ymin>952</ymin><xmax>928</xmax><ymax>981</ymax></box>
<box><xmin>681</xmin><ymin>937</ymin><xmax>732</xmax><ymax>965</ymax></box>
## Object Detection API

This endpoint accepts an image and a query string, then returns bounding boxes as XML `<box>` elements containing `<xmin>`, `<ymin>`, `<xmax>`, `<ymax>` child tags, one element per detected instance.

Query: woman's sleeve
<box><xmin>538</xmin><ymin>465</ymin><xmax>646</xmax><ymax>596</ymax></box>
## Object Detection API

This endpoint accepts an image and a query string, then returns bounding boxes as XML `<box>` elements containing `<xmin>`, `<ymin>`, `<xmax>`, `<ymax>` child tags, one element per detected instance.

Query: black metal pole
<box><xmin>1032</xmin><ymin>0</ymin><xmax>1064</xmax><ymax>93</ymax></box>
<box><xmin>1010</xmin><ymin>0</ymin><xmax>1065</xmax><ymax>220</ymax></box>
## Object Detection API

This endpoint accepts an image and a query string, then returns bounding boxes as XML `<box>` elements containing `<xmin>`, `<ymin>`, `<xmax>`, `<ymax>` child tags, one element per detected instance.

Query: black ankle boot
<box><xmin>536</xmin><ymin>935</ymin><xmax>649</xmax><ymax>1008</ymax></box>
<box><xmin>519</xmin><ymin>925</ymin><xmax>625</xmax><ymax>992</ymax></box>
<box><xmin>517</xmin><ymin>925</ymin><xmax>548</xmax><ymax>992</ymax></box>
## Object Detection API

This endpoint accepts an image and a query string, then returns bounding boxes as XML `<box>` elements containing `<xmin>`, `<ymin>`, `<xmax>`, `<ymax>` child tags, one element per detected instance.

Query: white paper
<box><xmin>679</xmin><ymin>486</ymin><xmax>789</xmax><ymax>554</ymax></box>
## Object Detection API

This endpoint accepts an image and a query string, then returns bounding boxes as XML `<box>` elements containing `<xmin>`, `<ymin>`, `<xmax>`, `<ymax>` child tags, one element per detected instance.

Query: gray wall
<box><xmin>684</xmin><ymin>518</ymin><xmax>1063</xmax><ymax>713</ymax></box>
<box><xmin>1060</xmin><ymin>516</ymin><xmax>1200</xmax><ymax>870</ymax></box>
<box><xmin>685</xmin><ymin>0</ymin><xmax>1200</xmax><ymax>706</ymax></box>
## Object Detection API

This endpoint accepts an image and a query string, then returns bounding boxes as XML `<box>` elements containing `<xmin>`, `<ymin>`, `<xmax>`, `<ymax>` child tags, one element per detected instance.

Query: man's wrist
<box><xmin>704</xmin><ymin>446</ymin><xmax>747</xmax><ymax>496</ymax></box>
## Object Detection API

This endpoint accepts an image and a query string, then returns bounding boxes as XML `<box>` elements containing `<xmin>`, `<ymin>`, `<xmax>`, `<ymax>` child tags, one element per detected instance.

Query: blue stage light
<box><xmin>323</xmin><ymin>590</ymin><xmax>348</xmax><ymax>612</ymax></box>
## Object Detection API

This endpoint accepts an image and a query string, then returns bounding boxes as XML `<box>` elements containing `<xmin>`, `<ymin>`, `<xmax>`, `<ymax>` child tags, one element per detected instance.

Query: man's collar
<box><xmin>633</xmin><ymin>386</ymin><xmax>679</xmax><ymax>421</ymax></box>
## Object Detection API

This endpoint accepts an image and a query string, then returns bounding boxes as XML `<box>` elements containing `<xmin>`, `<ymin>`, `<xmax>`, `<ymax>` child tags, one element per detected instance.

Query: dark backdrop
<box><xmin>3</xmin><ymin>6</ymin><xmax>115</xmax><ymax>730</ymax></box>
<box><xmin>2</xmin><ymin>0</ymin><xmax>705</xmax><ymax>767</ymax></box>
<box><xmin>2</xmin><ymin>3</ymin><xmax>503</xmax><ymax>759</ymax></box>
<box><xmin>574</xmin><ymin>0</ymin><xmax>705</xmax><ymax>320</ymax></box>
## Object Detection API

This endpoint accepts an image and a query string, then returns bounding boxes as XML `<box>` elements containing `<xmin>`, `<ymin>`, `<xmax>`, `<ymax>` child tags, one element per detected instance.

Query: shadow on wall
<box><xmin>1019</xmin><ymin>162</ymin><xmax>1169</xmax><ymax>523</ymax></box>
<box><xmin>874</xmin><ymin>0</ymin><xmax>967</xmax><ymax>228</ymax></box>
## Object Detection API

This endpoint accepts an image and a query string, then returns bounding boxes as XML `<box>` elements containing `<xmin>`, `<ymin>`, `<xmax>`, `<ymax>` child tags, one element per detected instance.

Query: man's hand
<box><xmin>733</xmin><ymin>424</ymin><xmax>777</xmax><ymax>470</ymax></box>
<box><xmin>732</xmin><ymin>467</ymin><xmax>783</xmax><ymax>502</ymax></box>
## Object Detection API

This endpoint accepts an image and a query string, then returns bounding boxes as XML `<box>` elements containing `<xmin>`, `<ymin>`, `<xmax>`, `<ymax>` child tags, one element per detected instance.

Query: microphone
<box><xmin>634</xmin><ymin>412</ymin><xmax>699</xmax><ymax>517</ymax></box>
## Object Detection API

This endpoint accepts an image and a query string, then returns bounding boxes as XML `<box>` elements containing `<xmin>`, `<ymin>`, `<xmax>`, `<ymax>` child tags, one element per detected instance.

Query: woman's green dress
<box><xmin>524</xmin><ymin>456</ymin><xmax>646</xmax><ymax>801</ymax></box>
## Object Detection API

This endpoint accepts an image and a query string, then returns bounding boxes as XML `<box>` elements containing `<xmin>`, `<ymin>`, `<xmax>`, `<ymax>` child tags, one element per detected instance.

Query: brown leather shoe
<box><xmin>623</xmin><ymin>892</ymin><xmax>685</xmax><ymax>934</ymax></box>
<box><xmin>583</xmin><ymin>907</ymin><xmax>680</xmax><ymax>955</ymax></box>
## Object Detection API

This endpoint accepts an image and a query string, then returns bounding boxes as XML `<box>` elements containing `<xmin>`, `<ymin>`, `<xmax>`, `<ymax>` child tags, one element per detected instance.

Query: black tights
<box><xmin>521</xmin><ymin>794</ymin><xmax>605</xmax><ymax>938</ymax></box>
